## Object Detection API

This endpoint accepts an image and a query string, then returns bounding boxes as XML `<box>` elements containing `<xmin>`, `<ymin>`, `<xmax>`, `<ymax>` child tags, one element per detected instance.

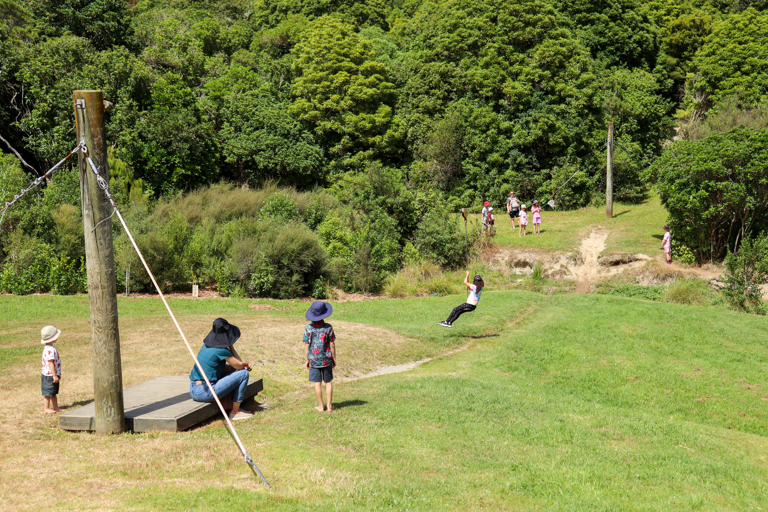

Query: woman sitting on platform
<box><xmin>189</xmin><ymin>318</ymin><xmax>252</xmax><ymax>421</ymax></box>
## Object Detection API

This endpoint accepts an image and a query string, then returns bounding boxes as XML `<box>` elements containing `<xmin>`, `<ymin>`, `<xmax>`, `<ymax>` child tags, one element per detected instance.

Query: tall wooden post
<box><xmin>74</xmin><ymin>90</ymin><xmax>126</xmax><ymax>435</ymax></box>
<box><xmin>606</xmin><ymin>121</ymin><xmax>614</xmax><ymax>219</ymax></box>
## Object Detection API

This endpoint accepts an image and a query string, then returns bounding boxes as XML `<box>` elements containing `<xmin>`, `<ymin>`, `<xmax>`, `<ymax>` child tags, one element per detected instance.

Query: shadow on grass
<box><xmin>468</xmin><ymin>333</ymin><xmax>500</xmax><ymax>339</ymax></box>
<box><xmin>613</xmin><ymin>210</ymin><xmax>631</xmax><ymax>217</ymax></box>
<box><xmin>332</xmin><ymin>400</ymin><xmax>367</xmax><ymax>410</ymax></box>
<box><xmin>652</xmin><ymin>234</ymin><xmax>663</xmax><ymax>240</ymax></box>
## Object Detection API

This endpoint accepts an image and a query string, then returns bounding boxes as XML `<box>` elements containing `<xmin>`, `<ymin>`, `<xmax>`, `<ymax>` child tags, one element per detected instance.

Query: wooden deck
<box><xmin>59</xmin><ymin>375</ymin><xmax>263</xmax><ymax>432</ymax></box>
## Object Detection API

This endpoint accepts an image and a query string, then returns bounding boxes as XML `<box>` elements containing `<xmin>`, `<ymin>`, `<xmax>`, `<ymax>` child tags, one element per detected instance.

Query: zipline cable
<box><xmin>0</xmin><ymin>142</ymin><xmax>84</xmax><ymax>232</ymax></box>
<box><xmin>81</xmin><ymin>144</ymin><xmax>270</xmax><ymax>487</ymax></box>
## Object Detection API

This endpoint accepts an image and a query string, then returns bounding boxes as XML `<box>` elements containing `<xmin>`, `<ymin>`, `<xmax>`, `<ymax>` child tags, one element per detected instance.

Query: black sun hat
<box><xmin>203</xmin><ymin>318</ymin><xmax>241</xmax><ymax>349</ymax></box>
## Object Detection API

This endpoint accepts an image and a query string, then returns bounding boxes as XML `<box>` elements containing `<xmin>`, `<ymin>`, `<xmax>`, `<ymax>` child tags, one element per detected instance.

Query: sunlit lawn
<box><xmin>483</xmin><ymin>190</ymin><xmax>669</xmax><ymax>255</ymax></box>
<box><xmin>2</xmin><ymin>290</ymin><xmax>767</xmax><ymax>511</ymax></box>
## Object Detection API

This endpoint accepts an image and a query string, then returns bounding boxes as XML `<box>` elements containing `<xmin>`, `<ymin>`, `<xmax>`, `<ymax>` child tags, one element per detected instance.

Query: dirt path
<box><xmin>572</xmin><ymin>230</ymin><xmax>608</xmax><ymax>292</ymax></box>
<box><xmin>344</xmin><ymin>344</ymin><xmax>470</xmax><ymax>381</ymax></box>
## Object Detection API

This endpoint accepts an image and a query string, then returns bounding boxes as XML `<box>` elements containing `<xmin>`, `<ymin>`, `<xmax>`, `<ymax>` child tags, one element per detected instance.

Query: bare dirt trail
<box><xmin>572</xmin><ymin>230</ymin><xmax>608</xmax><ymax>292</ymax></box>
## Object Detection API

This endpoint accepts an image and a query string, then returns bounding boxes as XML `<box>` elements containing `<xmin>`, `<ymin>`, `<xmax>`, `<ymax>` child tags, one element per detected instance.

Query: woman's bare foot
<box><xmin>326</xmin><ymin>405</ymin><xmax>333</xmax><ymax>412</ymax></box>
<box><xmin>314</xmin><ymin>405</ymin><xmax>324</xmax><ymax>412</ymax></box>
<box><xmin>43</xmin><ymin>409</ymin><xmax>58</xmax><ymax>414</ymax></box>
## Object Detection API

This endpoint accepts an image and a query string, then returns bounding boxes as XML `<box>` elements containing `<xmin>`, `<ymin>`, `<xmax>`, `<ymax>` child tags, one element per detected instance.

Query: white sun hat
<box><xmin>40</xmin><ymin>325</ymin><xmax>61</xmax><ymax>344</ymax></box>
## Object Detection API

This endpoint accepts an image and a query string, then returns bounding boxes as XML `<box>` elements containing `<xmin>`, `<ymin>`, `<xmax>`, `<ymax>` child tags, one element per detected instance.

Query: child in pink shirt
<box><xmin>531</xmin><ymin>200</ymin><xmax>542</xmax><ymax>235</ymax></box>
<box><xmin>662</xmin><ymin>225</ymin><xmax>672</xmax><ymax>264</ymax></box>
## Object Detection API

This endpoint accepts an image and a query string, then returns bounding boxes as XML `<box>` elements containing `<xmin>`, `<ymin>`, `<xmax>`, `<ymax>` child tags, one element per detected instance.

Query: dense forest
<box><xmin>1</xmin><ymin>0</ymin><xmax>768</xmax><ymax>297</ymax></box>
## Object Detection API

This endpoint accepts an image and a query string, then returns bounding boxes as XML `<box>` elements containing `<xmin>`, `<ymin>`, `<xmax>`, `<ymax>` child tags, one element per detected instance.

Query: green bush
<box><xmin>412</xmin><ymin>208</ymin><xmax>474</xmax><ymax>270</ymax></box>
<box><xmin>226</xmin><ymin>220</ymin><xmax>327</xmax><ymax>299</ymax></box>
<box><xmin>672</xmin><ymin>244</ymin><xmax>696</xmax><ymax>265</ymax></box>
<box><xmin>722</xmin><ymin>234</ymin><xmax>768</xmax><ymax>314</ymax></box>
<box><xmin>260</xmin><ymin>192</ymin><xmax>300</xmax><ymax>223</ymax></box>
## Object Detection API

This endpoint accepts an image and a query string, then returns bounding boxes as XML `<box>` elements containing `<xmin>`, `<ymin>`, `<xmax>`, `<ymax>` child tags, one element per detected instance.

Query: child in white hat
<box><xmin>518</xmin><ymin>204</ymin><xmax>528</xmax><ymax>237</ymax></box>
<box><xmin>40</xmin><ymin>325</ymin><xmax>63</xmax><ymax>414</ymax></box>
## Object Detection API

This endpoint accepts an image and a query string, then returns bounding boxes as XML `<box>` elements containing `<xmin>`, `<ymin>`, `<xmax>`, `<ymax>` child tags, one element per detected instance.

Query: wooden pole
<box><xmin>74</xmin><ymin>90</ymin><xmax>126</xmax><ymax>435</ymax></box>
<box><xmin>606</xmin><ymin>121</ymin><xmax>614</xmax><ymax>219</ymax></box>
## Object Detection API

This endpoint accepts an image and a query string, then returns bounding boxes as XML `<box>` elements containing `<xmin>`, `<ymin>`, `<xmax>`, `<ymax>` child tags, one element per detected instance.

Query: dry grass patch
<box><xmin>0</xmin><ymin>309</ymin><xmax>418</xmax><ymax>511</ymax></box>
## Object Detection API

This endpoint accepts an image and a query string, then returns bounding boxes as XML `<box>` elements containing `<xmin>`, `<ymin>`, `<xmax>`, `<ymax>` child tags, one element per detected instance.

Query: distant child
<box><xmin>439</xmin><ymin>272</ymin><xmax>484</xmax><ymax>328</ymax></box>
<box><xmin>506</xmin><ymin>191</ymin><xmax>520</xmax><ymax>228</ymax></box>
<box><xmin>531</xmin><ymin>200</ymin><xmax>542</xmax><ymax>235</ymax></box>
<box><xmin>304</xmin><ymin>301</ymin><xmax>336</xmax><ymax>412</ymax></box>
<box><xmin>661</xmin><ymin>225</ymin><xmax>672</xmax><ymax>264</ymax></box>
<box><xmin>40</xmin><ymin>325</ymin><xmax>63</xmax><ymax>414</ymax></box>
<box><xmin>481</xmin><ymin>201</ymin><xmax>491</xmax><ymax>235</ymax></box>
<box><xmin>487</xmin><ymin>207</ymin><xmax>495</xmax><ymax>236</ymax></box>
<box><xmin>518</xmin><ymin>204</ymin><xmax>528</xmax><ymax>237</ymax></box>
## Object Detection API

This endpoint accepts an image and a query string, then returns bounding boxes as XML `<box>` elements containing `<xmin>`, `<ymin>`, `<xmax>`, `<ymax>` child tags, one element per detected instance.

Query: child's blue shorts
<box><xmin>42</xmin><ymin>375</ymin><xmax>59</xmax><ymax>397</ymax></box>
<box><xmin>309</xmin><ymin>367</ymin><xmax>333</xmax><ymax>383</ymax></box>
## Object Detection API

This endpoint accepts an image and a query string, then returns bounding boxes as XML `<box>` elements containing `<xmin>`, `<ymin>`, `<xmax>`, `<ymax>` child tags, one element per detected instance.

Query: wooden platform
<box><xmin>59</xmin><ymin>375</ymin><xmax>263</xmax><ymax>432</ymax></box>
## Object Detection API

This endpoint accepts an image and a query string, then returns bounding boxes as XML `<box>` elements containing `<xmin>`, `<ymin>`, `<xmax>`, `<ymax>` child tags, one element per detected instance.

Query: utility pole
<box><xmin>74</xmin><ymin>90</ymin><xmax>126</xmax><ymax>435</ymax></box>
<box><xmin>606</xmin><ymin>121</ymin><xmax>614</xmax><ymax>219</ymax></box>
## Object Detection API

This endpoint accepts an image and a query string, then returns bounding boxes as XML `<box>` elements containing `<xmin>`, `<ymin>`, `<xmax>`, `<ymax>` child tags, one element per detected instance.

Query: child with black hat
<box><xmin>304</xmin><ymin>301</ymin><xmax>337</xmax><ymax>412</ymax></box>
<box><xmin>439</xmin><ymin>271</ymin><xmax>484</xmax><ymax>328</ymax></box>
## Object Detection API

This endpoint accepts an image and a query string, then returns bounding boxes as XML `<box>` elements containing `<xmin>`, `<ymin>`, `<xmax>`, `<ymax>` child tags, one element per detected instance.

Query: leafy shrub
<box><xmin>672</xmin><ymin>244</ymin><xmax>696</xmax><ymax>265</ymax></box>
<box><xmin>722</xmin><ymin>234</ymin><xmax>768</xmax><ymax>313</ymax></box>
<box><xmin>226</xmin><ymin>220</ymin><xmax>327</xmax><ymax>298</ymax></box>
<box><xmin>412</xmin><ymin>208</ymin><xmax>473</xmax><ymax>270</ymax></box>
<box><xmin>646</xmin><ymin>127</ymin><xmax>768</xmax><ymax>261</ymax></box>
<box><xmin>260</xmin><ymin>192</ymin><xmax>299</xmax><ymax>223</ymax></box>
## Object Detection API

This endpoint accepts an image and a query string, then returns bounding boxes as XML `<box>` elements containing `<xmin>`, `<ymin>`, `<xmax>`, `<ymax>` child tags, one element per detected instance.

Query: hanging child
<box><xmin>439</xmin><ymin>272</ymin><xmax>484</xmax><ymax>328</ymax></box>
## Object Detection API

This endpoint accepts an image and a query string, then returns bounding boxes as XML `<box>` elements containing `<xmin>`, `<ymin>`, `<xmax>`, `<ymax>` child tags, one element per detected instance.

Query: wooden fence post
<box><xmin>74</xmin><ymin>90</ymin><xmax>126</xmax><ymax>435</ymax></box>
<box><xmin>606</xmin><ymin>121</ymin><xmax>614</xmax><ymax>219</ymax></box>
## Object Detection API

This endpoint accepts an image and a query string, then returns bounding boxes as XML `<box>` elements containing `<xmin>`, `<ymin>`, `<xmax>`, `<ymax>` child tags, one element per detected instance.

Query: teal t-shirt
<box><xmin>189</xmin><ymin>345</ymin><xmax>233</xmax><ymax>384</ymax></box>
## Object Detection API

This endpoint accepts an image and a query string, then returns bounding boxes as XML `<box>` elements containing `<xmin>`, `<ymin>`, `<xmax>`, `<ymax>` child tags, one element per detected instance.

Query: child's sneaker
<box><xmin>438</xmin><ymin>321</ymin><xmax>452</xmax><ymax>328</ymax></box>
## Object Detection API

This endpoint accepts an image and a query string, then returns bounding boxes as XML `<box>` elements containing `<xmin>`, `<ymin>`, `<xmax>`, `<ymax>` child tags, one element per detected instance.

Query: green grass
<box><xmin>487</xmin><ymin>190</ymin><xmax>669</xmax><ymax>255</ymax></box>
<box><xmin>3</xmin><ymin>292</ymin><xmax>767</xmax><ymax>510</ymax></box>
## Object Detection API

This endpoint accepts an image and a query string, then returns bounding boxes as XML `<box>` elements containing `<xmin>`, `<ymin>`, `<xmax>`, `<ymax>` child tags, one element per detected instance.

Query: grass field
<box><xmin>486</xmin><ymin>190</ymin><xmax>669</xmax><ymax>255</ymax></box>
<box><xmin>2</xmin><ymin>288</ymin><xmax>767</xmax><ymax>511</ymax></box>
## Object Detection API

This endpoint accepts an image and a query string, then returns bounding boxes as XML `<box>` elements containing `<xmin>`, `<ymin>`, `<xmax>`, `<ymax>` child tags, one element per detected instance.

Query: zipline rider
<box><xmin>189</xmin><ymin>318</ymin><xmax>253</xmax><ymax>421</ymax></box>
<box><xmin>506</xmin><ymin>191</ymin><xmax>520</xmax><ymax>228</ymax></box>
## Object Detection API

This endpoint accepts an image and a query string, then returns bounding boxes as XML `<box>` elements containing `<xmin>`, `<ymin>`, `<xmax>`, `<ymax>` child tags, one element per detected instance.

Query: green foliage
<box><xmin>663</xmin><ymin>277</ymin><xmax>714</xmax><ymax>306</ymax></box>
<box><xmin>722</xmin><ymin>233</ymin><xmax>768</xmax><ymax>313</ymax></box>
<box><xmin>598</xmin><ymin>283</ymin><xmax>665</xmax><ymax>301</ymax></box>
<box><xmin>291</xmin><ymin>15</ymin><xmax>400</xmax><ymax>168</ymax></box>
<box><xmin>0</xmin><ymin>230</ymin><xmax>85</xmax><ymax>295</ymax></box>
<box><xmin>37</xmin><ymin>0</ymin><xmax>135</xmax><ymax>50</ymax></box>
<box><xmin>646</xmin><ymin>126</ymin><xmax>768</xmax><ymax>261</ymax></box>
<box><xmin>672</xmin><ymin>243</ymin><xmax>696</xmax><ymax>265</ymax></box>
<box><xmin>412</xmin><ymin>208</ymin><xmax>473</xmax><ymax>270</ymax></box>
<box><xmin>554</xmin><ymin>0</ymin><xmax>660</xmax><ymax>70</ymax></box>
<box><xmin>260</xmin><ymin>192</ymin><xmax>299</xmax><ymax>223</ymax></box>
<box><xmin>694</xmin><ymin>8</ymin><xmax>768</xmax><ymax>105</ymax></box>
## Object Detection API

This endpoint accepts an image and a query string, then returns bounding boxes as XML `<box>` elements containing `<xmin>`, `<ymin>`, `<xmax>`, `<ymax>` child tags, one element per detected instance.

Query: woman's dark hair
<box><xmin>473</xmin><ymin>275</ymin><xmax>484</xmax><ymax>288</ymax></box>
<box><xmin>663</xmin><ymin>225</ymin><xmax>670</xmax><ymax>231</ymax></box>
